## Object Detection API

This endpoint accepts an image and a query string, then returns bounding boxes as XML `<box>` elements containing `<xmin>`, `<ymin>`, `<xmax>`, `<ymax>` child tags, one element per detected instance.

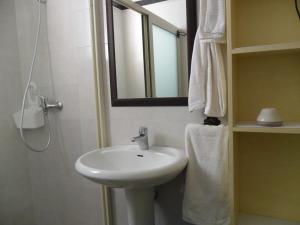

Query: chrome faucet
<box><xmin>39</xmin><ymin>96</ymin><xmax>63</xmax><ymax>113</ymax></box>
<box><xmin>132</xmin><ymin>127</ymin><xmax>149</xmax><ymax>150</ymax></box>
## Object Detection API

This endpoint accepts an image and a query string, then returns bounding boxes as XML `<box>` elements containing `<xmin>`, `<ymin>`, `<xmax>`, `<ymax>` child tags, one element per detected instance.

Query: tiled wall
<box><xmin>0</xmin><ymin>0</ymin><xmax>34</xmax><ymax>224</ymax></box>
<box><xmin>12</xmin><ymin>0</ymin><xmax>104</xmax><ymax>225</ymax></box>
<box><xmin>101</xmin><ymin>1</ymin><xmax>203</xmax><ymax>224</ymax></box>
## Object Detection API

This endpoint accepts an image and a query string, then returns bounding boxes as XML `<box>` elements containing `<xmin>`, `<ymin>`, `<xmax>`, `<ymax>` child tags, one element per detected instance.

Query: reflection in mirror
<box><xmin>152</xmin><ymin>24</ymin><xmax>179</xmax><ymax>97</ymax></box>
<box><xmin>145</xmin><ymin>0</ymin><xmax>189</xmax><ymax>98</ymax></box>
<box><xmin>113</xmin><ymin>3</ymin><xmax>147</xmax><ymax>98</ymax></box>
<box><xmin>107</xmin><ymin>0</ymin><xmax>197</xmax><ymax>106</ymax></box>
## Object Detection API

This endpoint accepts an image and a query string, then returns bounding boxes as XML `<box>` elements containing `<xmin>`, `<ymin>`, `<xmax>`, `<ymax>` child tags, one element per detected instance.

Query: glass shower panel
<box><xmin>152</xmin><ymin>25</ymin><xmax>178</xmax><ymax>97</ymax></box>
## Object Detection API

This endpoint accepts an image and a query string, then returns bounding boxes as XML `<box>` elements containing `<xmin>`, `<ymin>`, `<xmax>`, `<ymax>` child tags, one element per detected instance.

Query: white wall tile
<box><xmin>54</xmin><ymin>85</ymin><xmax>81</xmax><ymax>120</ymax></box>
<box><xmin>49</xmin><ymin>48</ymin><xmax>79</xmax><ymax>86</ymax></box>
<box><xmin>80</xmin><ymin>118</ymin><xmax>98</xmax><ymax>152</ymax></box>
<box><xmin>76</xmin><ymin>47</ymin><xmax>98</xmax><ymax>120</ymax></box>
<box><xmin>73</xmin><ymin>8</ymin><xmax>92</xmax><ymax>47</ymax></box>
<box><xmin>9</xmin><ymin>1</ymin><xmax>103</xmax><ymax>225</ymax></box>
<box><xmin>0</xmin><ymin>0</ymin><xmax>34</xmax><ymax>224</ymax></box>
<box><xmin>71</xmin><ymin>0</ymin><xmax>91</xmax><ymax>11</ymax></box>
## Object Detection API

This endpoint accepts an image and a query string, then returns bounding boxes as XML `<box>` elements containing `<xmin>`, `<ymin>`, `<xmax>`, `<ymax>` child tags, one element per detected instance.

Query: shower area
<box><xmin>0</xmin><ymin>0</ymin><xmax>103</xmax><ymax>224</ymax></box>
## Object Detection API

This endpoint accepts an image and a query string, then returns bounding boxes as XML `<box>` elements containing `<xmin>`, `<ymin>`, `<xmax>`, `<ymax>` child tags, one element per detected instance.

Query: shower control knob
<box><xmin>39</xmin><ymin>96</ymin><xmax>63</xmax><ymax>113</ymax></box>
<box><xmin>47</xmin><ymin>101</ymin><xmax>63</xmax><ymax>111</ymax></box>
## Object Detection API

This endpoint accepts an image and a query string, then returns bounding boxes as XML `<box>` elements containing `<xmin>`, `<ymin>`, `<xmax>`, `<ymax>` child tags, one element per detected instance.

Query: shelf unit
<box><xmin>233</xmin><ymin>122</ymin><xmax>300</xmax><ymax>134</ymax></box>
<box><xmin>226</xmin><ymin>0</ymin><xmax>300</xmax><ymax>224</ymax></box>
<box><xmin>231</xmin><ymin>42</ymin><xmax>300</xmax><ymax>55</ymax></box>
<box><xmin>238</xmin><ymin>214</ymin><xmax>300</xmax><ymax>225</ymax></box>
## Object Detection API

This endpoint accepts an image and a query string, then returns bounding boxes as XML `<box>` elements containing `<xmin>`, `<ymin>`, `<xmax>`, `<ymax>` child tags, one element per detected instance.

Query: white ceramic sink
<box><xmin>75</xmin><ymin>145</ymin><xmax>187</xmax><ymax>188</ymax></box>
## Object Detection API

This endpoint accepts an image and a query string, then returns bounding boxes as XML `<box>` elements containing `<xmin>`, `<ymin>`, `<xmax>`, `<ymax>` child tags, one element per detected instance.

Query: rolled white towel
<box><xmin>188</xmin><ymin>39</ymin><xmax>226</xmax><ymax>117</ymax></box>
<box><xmin>188</xmin><ymin>31</ymin><xmax>209</xmax><ymax>112</ymax></box>
<box><xmin>204</xmin><ymin>42</ymin><xmax>226</xmax><ymax>117</ymax></box>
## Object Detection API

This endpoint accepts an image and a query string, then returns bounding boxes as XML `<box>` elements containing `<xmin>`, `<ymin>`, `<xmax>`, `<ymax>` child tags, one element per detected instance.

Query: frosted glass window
<box><xmin>152</xmin><ymin>25</ymin><xmax>178</xmax><ymax>97</ymax></box>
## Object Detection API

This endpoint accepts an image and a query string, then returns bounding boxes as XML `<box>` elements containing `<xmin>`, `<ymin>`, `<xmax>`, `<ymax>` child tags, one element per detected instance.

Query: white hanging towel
<box><xmin>198</xmin><ymin>0</ymin><xmax>226</xmax><ymax>42</ymax></box>
<box><xmin>182</xmin><ymin>124</ymin><xmax>230</xmax><ymax>225</ymax></box>
<box><xmin>205</xmin><ymin>43</ymin><xmax>226</xmax><ymax>117</ymax></box>
<box><xmin>188</xmin><ymin>0</ymin><xmax>226</xmax><ymax>117</ymax></box>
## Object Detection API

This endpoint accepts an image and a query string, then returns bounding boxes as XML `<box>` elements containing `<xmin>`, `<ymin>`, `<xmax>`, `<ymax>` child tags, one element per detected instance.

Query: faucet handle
<box><xmin>139</xmin><ymin>127</ymin><xmax>148</xmax><ymax>136</ymax></box>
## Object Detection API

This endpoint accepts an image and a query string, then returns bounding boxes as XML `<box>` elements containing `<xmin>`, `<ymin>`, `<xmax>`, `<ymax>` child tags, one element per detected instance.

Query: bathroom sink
<box><xmin>75</xmin><ymin>145</ymin><xmax>187</xmax><ymax>188</ymax></box>
<box><xmin>76</xmin><ymin>145</ymin><xmax>187</xmax><ymax>225</ymax></box>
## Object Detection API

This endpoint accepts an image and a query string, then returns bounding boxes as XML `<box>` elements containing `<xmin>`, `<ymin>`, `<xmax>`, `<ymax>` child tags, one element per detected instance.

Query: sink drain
<box><xmin>137</xmin><ymin>154</ymin><xmax>144</xmax><ymax>157</ymax></box>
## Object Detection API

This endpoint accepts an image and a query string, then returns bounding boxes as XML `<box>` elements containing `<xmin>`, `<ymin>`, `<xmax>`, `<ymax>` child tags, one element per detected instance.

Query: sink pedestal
<box><xmin>125</xmin><ymin>188</ymin><xmax>155</xmax><ymax>225</ymax></box>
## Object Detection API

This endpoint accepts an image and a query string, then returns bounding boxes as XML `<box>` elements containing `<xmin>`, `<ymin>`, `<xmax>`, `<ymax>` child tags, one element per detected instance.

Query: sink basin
<box><xmin>75</xmin><ymin>145</ymin><xmax>187</xmax><ymax>225</ymax></box>
<box><xmin>75</xmin><ymin>145</ymin><xmax>187</xmax><ymax>188</ymax></box>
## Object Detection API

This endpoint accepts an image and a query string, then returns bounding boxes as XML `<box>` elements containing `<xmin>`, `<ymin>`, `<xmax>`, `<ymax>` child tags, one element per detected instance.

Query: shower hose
<box><xmin>20</xmin><ymin>0</ymin><xmax>51</xmax><ymax>152</ymax></box>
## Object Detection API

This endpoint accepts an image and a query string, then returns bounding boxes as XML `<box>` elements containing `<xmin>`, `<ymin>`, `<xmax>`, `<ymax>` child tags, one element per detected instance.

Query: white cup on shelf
<box><xmin>256</xmin><ymin>108</ymin><xmax>283</xmax><ymax>127</ymax></box>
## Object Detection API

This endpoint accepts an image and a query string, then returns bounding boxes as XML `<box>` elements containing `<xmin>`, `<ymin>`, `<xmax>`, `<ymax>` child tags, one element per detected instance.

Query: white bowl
<box><xmin>257</xmin><ymin>108</ymin><xmax>283</xmax><ymax>126</ymax></box>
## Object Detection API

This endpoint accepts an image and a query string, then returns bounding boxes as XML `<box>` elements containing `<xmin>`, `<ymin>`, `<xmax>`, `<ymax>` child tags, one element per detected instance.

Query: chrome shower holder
<box><xmin>39</xmin><ymin>96</ymin><xmax>63</xmax><ymax>114</ymax></box>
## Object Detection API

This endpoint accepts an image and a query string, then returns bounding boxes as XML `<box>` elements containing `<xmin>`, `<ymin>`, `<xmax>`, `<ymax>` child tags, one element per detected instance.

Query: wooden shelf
<box><xmin>232</xmin><ymin>42</ymin><xmax>300</xmax><ymax>55</ymax></box>
<box><xmin>228</xmin><ymin>0</ymin><xmax>300</xmax><ymax>223</ymax></box>
<box><xmin>233</xmin><ymin>122</ymin><xmax>300</xmax><ymax>134</ymax></box>
<box><xmin>238</xmin><ymin>213</ymin><xmax>300</xmax><ymax>225</ymax></box>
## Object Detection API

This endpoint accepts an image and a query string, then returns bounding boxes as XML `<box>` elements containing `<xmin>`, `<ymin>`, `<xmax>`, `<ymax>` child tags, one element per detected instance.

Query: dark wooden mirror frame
<box><xmin>106</xmin><ymin>0</ymin><xmax>197</xmax><ymax>106</ymax></box>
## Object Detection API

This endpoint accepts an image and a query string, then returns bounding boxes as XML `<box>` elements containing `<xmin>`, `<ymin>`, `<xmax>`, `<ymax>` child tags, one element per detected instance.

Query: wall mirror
<box><xmin>106</xmin><ymin>0</ymin><xmax>197</xmax><ymax>106</ymax></box>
